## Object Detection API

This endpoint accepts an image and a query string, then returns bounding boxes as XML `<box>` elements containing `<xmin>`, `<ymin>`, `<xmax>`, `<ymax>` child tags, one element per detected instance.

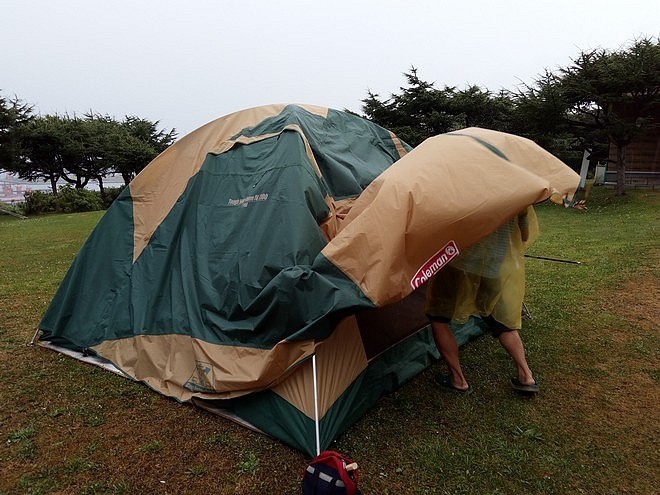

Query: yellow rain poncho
<box><xmin>425</xmin><ymin>206</ymin><xmax>539</xmax><ymax>330</ymax></box>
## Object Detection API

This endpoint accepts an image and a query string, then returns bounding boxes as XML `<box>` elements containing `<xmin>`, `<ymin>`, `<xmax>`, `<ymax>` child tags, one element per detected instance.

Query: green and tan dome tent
<box><xmin>37</xmin><ymin>104</ymin><xmax>580</xmax><ymax>456</ymax></box>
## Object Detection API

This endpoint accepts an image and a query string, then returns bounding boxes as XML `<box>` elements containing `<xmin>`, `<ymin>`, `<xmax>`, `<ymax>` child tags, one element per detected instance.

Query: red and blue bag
<box><xmin>302</xmin><ymin>450</ymin><xmax>361</xmax><ymax>495</ymax></box>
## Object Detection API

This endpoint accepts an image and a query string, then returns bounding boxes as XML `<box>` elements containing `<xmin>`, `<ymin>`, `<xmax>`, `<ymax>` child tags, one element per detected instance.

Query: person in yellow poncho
<box><xmin>425</xmin><ymin>207</ymin><xmax>540</xmax><ymax>394</ymax></box>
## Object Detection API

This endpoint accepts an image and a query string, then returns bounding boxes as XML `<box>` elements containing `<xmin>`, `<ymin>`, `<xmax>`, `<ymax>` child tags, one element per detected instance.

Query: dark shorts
<box><xmin>426</xmin><ymin>313</ymin><xmax>513</xmax><ymax>339</ymax></box>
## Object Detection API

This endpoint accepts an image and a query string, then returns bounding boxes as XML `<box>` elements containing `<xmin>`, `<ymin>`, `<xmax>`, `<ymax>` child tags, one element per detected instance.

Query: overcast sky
<box><xmin>2</xmin><ymin>0</ymin><xmax>658</xmax><ymax>137</ymax></box>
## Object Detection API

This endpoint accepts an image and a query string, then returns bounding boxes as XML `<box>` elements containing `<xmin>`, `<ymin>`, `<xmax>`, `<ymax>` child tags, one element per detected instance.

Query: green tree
<box><xmin>17</xmin><ymin>113</ymin><xmax>177</xmax><ymax>195</ymax></box>
<box><xmin>509</xmin><ymin>71</ymin><xmax>567</xmax><ymax>148</ymax></box>
<box><xmin>0</xmin><ymin>92</ymin><xmax>33</xmax><ymax>170</ymax></box>
<box><xmin>59</xmin><ymin>115</ymin><xmax>110</xmax><ymax>189</ymax></box>
<box><xmin>77</xmin><ymin>115</ymin><xmax>120</xmax><ymax>196</ymax></box>
<box><xmin>117</xmin><ymin>116</ymin><xmax>176</xmax><ymax>184</ymax></box>
<box><xmin>362</xmin><ymin>68</ymin><xmax>516</xmax><ymax>146</ymax></box>
<box><xmin>82</xmin><ymin>114</ymin><xmax>176</xmax><ymax>190</ymax></box>
<box><xmin>16</xmin><ymin>115</ymin><xmax>67</xmax><ymax>194</ymax></box>
<box><xmin>447</xmin><ymin>86</ymin><xmax>515</xmax><ymax>132</ymax></box>
<box><xmin>508</xmin><ymin>72</ymin><xmax>587</xmax><ymax>168</ymax></box>
<box><xmin>558</xmin><ymin>37</ymin><xmax>660</xmax><ymax>194</ymax></box>
<box><xmin>18</xmin><ymin>115</ymin><xmax>110</xmax><ymax>193</ymax></box>
<box><xmin>362</xmin><ymin>68</ymin><xmax>458</xmax><ymax>146</ymax></box>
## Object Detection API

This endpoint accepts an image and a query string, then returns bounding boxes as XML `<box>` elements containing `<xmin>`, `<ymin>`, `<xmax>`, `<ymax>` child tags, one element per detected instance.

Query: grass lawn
<box><xmin>1</xmin><ymin>187</ymin><xmax>658</xmax><ymax>495</ymax></box>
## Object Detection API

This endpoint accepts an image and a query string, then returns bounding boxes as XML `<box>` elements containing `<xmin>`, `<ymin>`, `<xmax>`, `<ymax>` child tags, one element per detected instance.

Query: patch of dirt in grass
<box><xmin>610</xmin><ymin>273</ymin><xmax>659</xmax><ymax>332</ymax></box>
<box><xmin>548</xmin><ymin>270</ymin><xmax>659</xmax><ymax>493</ymax></box>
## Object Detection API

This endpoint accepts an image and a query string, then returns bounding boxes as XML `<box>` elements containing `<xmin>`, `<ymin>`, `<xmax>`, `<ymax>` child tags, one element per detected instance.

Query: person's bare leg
<box><xmin>432</xmin><ymin>321</ymin><xmax>469</xmax><ymax>390</ymax></box>
<box><xmin>497</xmin><ymin>330</ymin><xmax>535</xmax><ymax>385</ymax></box>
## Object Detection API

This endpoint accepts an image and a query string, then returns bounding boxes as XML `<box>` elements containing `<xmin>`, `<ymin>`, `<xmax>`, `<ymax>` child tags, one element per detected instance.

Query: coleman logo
<box><xmin>410</xmin><ymin>241</ymin><xmax>459</xmax><ymax>290</ymax></box>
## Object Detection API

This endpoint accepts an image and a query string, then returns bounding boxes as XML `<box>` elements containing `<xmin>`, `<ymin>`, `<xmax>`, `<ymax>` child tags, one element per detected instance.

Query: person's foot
<box><xmin>435</xmin><ymin>373</ymin><xmax>473</xmax><ymax>394</ymax></box>
<box><xmin>511</xmin><ymin>376</ymin><xmax>539</xmax><ymax>394</ymax></box>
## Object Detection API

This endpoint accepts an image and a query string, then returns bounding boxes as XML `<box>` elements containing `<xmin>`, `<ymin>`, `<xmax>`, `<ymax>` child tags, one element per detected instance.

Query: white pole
<box><xmin>29</xmin><ymin>328</ymin><xmax>41</xmax><ymax>346</ymax></box>
<box><xmin>311</xmin><ymin>353</ymin><xmax>321</xmax><ymax>456</ymax></box>
<box><xmin>579</xmin><ymin>149</ymin><xmax>591</xmax><ymax>188</ymax></box>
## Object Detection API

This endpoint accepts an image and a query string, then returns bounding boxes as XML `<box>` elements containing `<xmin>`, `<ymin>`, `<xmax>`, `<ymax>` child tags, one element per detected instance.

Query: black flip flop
<box><xmin>435</xmin><ymin>373</ymin><xmax>473</xmax><ymax>394</ymax></box>
<box><xmin>511</xmin><ymin>376</ymin><xmax>539</xmax><ymax>394</ymax></box>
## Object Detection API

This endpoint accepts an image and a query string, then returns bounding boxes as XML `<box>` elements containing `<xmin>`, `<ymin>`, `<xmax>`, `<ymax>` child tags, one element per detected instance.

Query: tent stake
<box><xmin>28</xmin><ymin>328</ymin><xmax>41</xmax><ymax>346</ymax></box>
<box><xmin>312</xmin><ymin>354</ymin><xmax>321</xmax><ymax>456</ymax></box>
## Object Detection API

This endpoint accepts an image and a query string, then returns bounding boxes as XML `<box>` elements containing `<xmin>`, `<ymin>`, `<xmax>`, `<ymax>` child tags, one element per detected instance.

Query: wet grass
<box><xmin>0</xmin><ymin>188</ymin><xmax>658</xmax><ymax>494</ymax></box>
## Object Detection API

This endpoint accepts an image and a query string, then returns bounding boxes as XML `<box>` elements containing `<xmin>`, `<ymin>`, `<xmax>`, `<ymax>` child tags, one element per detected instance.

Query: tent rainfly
<box><xmin>37</xmin><ymin>104</ymin><xmax>580</xmax><ymax>455</ymax></box>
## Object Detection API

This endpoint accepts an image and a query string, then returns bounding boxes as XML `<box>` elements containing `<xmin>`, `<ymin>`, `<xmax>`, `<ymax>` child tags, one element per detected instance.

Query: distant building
<box><xmin>0</xmin><ymin>171</ymin><xmax>126</xmax><ymax>203</ymax></box>
<box><xmin>0</xmin><ymin>171</ymin><xmax>51</xmax><ymax>203</ymax></box>
<box><xmin>606</xmin><ymin>103</ymin><xmax>660</xmax><ymax>188</ymax></box>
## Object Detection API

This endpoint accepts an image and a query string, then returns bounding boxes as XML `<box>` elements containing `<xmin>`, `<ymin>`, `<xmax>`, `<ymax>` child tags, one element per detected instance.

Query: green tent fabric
<box><xmin>41</xmin><ymin>105</ymin><xmax>404</xmax><ymax>352</ymax></box>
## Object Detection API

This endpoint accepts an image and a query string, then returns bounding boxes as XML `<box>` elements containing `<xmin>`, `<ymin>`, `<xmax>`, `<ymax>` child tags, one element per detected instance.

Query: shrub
<box><xmin>24</xmin><ymin>190</ymin><xmax>58</xmax><ymax>214</ymax></box>
<box><xmin>101</xmin><ymin>186</ymin><xmax>126</xmax><ymax>208</ymax></box>
<box><xmin>58</xmin><ymin>186</ymin><xmax>104</xmax><ymax>213</ymax></box>
<box><xmin>23</xmin><ymin>186</ymin><xmax>106</xmax><ymax>215</ymax></box>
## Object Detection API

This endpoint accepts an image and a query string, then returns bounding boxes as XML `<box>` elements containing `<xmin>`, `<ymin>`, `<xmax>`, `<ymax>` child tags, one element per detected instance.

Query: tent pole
<box><xmin>312</xmin><ymin>353</ymin><xmax>321</xmax><ymax>456</ymax></box>
<box><xmin>524</xmin><ymin>254</ymin><xmax>582</xmax><ymax>265</ymax></box>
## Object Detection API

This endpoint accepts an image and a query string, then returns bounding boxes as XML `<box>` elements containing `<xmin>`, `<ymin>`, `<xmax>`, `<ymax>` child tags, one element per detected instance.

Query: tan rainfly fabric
<box><xmin>319</xmin><ymin>197</ymin><xmax>357</xmax><ymax>240</ymax></box>
<box><xmin>322</xmin><ymin>129</ymin><xmax>581</xmax><ymax>307</ymax></box>
<box><xmin>211</xmin><ymin>123</ymin><xmax>324</xmax><ymax>177</ymax></box>
<box><xmin>388</xmin><ymin>130</ymin><xmax>409</xmax><ymax>159</ymax></box>
<box><xmin>129</xmin><ymin>104</ymin><xmax>329</xmax><ymax>262</ymax></box>
<box><xmin>449</xmin><ymin>128</ymin><xmax>580</xmax><ymax>205</ymax></box>
<box><xmin>270</xmin><ymin>316</ymin><xmax>368</xmax><ymax>420</ymax></box>
<box><xmin>91</xmin><ymin>334</ymin><xmax>315</xmax><ymax>402</ymax></box>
